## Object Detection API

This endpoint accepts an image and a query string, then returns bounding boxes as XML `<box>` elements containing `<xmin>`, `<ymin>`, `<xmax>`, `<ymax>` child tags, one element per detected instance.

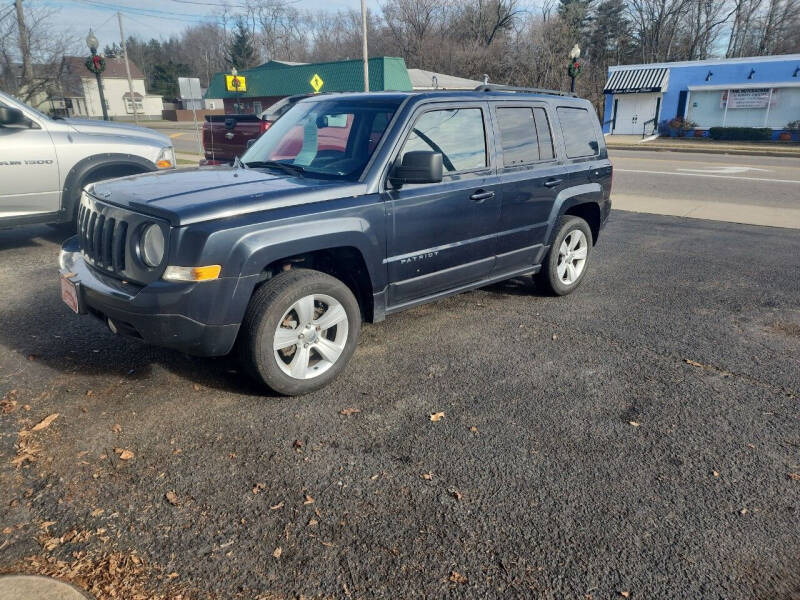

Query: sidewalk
<box><xmin>606</xmin><ymin>135</ymin><xmax>800</xmax><ymax>158</ymax></box>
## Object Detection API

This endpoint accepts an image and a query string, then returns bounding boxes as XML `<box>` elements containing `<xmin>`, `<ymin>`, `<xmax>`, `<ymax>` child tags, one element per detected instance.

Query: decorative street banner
<box><xmin>225</xmin><ymin>74</ymin><xmax>246</xmax><ymax>92</ymax></box>
<box><xmin>720</xmin><ymin>88</ymin><xmax>778</xmax><ymax>109</ymax></box>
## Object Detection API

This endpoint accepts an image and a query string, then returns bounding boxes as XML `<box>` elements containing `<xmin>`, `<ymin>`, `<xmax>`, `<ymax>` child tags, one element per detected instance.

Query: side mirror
<box><xmin>0</xmin><ymin>106</ymin><xmax>25</xmax><ymax>126</ymax></box>
<box><xmin>390</xmin><ymin>151</ymin><xmax>443</xmax><ymax>186</ymax></box>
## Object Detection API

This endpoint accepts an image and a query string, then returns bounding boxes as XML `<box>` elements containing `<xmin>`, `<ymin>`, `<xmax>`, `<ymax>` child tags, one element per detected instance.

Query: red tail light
<box><xmin>259</xmin><ymin>120</ymin><xmax>272</xmax><ymax>134</ymax></box>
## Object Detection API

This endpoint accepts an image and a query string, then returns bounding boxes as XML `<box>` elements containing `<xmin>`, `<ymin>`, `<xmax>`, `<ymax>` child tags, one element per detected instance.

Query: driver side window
<box><xmin>399</xmin><ymin>108</ymin><xmax>486</xmax><ymax>173</ymax></box>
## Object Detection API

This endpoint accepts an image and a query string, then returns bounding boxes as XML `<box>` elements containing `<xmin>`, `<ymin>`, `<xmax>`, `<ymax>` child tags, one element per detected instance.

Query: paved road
<box><xmin>1</xmin><ymin>212</ymin><xmax>798</xmax><ymax>599</ymax></box>
<box><xmin>610</xmin><ymin>149</ymin><xmax>800</xmax><ymax>228</ymax></box>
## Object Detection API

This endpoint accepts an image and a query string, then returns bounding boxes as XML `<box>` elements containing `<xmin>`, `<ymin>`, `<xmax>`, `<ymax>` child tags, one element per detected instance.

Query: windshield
<box><xmin>242</xmin><ymin>97</ymin><xmax>402</xmax><ymax>180</ymax></box>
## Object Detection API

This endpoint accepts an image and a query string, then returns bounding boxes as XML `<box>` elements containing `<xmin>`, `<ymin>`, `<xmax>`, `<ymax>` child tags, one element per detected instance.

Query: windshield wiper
<box><xmin>244</xmin><ymin>160</ymin><xmax>305</xmax><ymax>176</ymax></box>
<box><xmin>233</xmin><ymin>155</ymin><xmax>248</xmax><ymax>169</ymax></box>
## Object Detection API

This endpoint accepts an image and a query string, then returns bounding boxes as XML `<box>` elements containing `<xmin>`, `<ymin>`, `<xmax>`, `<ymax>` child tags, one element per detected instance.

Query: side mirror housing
<box><xmin>390</xmin><ymin>151</ymin><xmax>443</xmax><ymax>186</ymax></box>
<box><xmin>0</xmin><ymin>106</ymin><xmax>25</xmax><ymax>126</ymax></box>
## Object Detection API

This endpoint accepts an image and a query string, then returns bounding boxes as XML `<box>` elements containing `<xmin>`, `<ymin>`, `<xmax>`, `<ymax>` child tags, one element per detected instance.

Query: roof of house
<box><xmin>62</xmin><ymin>55</ymin><xmax>145</xmax><ymax>79</ymax></box>
<box><xmin>407</xmin><ymin>68</ymin><xmax>483</xmax><ymax>90</ymax></box>
<box><xmin>205</xmin><ymin>57</ymin><xmax>413</xmax><ymax>99</ymax></box>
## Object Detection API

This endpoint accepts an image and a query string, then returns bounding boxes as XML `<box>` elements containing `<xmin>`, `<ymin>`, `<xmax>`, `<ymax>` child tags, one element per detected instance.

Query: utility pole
<box><xmin>15</xmin><ymin>0</ymin><xmax>32</xmax><ymax>81</ymax></box>
<box><xmin>117</xmin><ymin>12</ymin><xmax>139</xmax><ymax>125</ymax></box>
<box><xmin>360</xmin><ymin>0</ymin><xmax>369</xmax><ymax>92</ymax></box>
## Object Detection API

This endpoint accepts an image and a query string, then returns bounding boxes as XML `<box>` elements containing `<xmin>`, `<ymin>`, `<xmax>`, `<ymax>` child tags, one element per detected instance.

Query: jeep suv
<box><xmin>59</xmin><ymin>86</ymin><xmax>612</xmax><ymax>395</ymax></box>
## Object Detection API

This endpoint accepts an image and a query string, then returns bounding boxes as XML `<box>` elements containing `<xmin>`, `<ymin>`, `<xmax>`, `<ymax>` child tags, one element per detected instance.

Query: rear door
<box><xmin>382</xmin><ymin>102</ymin><xmax>500</xmax><ymax>307</ymax></box>
<box><xmin>490</xmin><ymin>101</ymin><xmax>561</xmax><ymax>273</ymax></box>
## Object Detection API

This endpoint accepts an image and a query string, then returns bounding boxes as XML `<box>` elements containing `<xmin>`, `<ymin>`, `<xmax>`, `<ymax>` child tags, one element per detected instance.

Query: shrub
<box><xmin>658</xmin><ymin>117</ymin><xmax>697</xmax><ymax>136</ymax></box>
<box><xmin>786</xmin><ymin>120</ymin><xmax>800</xmax><ymax>131</ymax></box>
<box><xmin>708</xmin><ymin>127</ymin><xmax>772</xmax><ymax>141</ymax></box>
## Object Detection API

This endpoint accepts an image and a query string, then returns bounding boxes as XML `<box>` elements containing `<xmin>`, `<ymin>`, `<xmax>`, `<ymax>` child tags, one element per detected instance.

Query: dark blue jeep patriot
<box><xmin>59</xmin><ymin>86</ymin><xmax>612</xmax><ymax>395</ymax></box>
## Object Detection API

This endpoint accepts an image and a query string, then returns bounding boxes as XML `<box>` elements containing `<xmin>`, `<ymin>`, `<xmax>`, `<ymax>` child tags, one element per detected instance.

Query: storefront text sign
<box><xmin>720</xmin><ymin>88</ymin><xmax>778</xmax><ymax>109</ymax></box>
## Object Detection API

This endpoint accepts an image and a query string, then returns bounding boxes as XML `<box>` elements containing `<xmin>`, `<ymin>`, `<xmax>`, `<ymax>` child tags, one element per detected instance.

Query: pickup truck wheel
<box><xmin>537</xmin><ymin>215</ymin><xmax>593</xmax><ymax>296</ymax></box>
<box><xmin>240</xmin><ymin>269</ymin><xmax>361</xmax><ymax>396</ymax></box>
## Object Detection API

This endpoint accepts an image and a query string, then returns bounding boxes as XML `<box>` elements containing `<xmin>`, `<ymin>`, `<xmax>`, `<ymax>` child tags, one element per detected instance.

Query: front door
<box><xmin>383</xmin><ymin>104</ymin><xmax>500</xmax><ymax>307</ymax></box>
<box><xmin>613</xmin><ymin>93</ymin><xmax>661</xmax><ymax>135</ymax></box>
<box><xmin>0</xmin><ymin>105</ymin><xmax>60</xmax><ymax>219</ymax></box>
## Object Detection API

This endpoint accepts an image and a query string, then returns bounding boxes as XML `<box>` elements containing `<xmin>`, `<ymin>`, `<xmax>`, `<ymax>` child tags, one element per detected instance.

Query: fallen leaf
<box><xmin>370</xmin><ymin>473</ymin><xmax>380</xmax><ymax>480</ymax></box>
<box><xmin>193</xmin><ymin>384</ymin><xmax>201</xmax><ymax>391</ymax></box>
<box><xmin>552</xmin><ymin>334</ymin><xmax>558</xmax><ymax>340</ymax></box>
<box><xmin>303</xmin><ymin>494</ymin><xmax>315</xmax><ymax>505</ymax></box>
<box><xmin>31</xmin><ymin>413</ymin><xmax>59</xmax><ymax>431</ymax></box>
<box><xmin>449</xmin><ymin>571</ymin><xmax>467</xmax><ymax>584</ymax></box>
<box><xmin>620</xmin><ymin>592</ymin><xmax>630</xmax><ymax>599</ymax></box>
<box><xmin>165</xmin><ymin>491</ymin><xmax>179</xmax><ymax>506</ymax></box>
<box><xmin>430</xmin><ymin>412</ymin><xmax>445</xmax><ymax>422</ymax></box>
<box><xmin>449</xmin><ymin>488</ymin><xmax>463</xmax><ymax>501</ymax></box>
<box><xmin>713</xmin><ymin>470</ymin><xmax>720</xmax><ymax>477</ymax></box>
<box><xmin>86</xmin><ymin>390</ymin><xmax>93</xmax><ymax>397</ymax></box>
<box><xmin>421</xmin><ymin>472</ymin><xmax>433</xmax><ymax>481</ymax></box>
<box><xmin>90</xmin><ymin>508</ymin><xmax>104</xmax><ymax>517</ymax></box>
<box><xmin>167</xmin><ymin>572</ymin><xmax>178</xmax><ymax>579</ymax></box>
<box><xmin>788</xmin><ymin>473</ymin><xmax>800</xmax><ymax>481</ymax></box>
<box><xmin>114</xmin><ymin>448</ymin><xmax>134</xmax><ymax>460</ymax></box>
<box><xmin>684</xmin><ymin>359</ymin><xmax>704</xmax><ymax>368</ymax></box>
<box><xmin>269</xmin><ymin>501</ymin><xmax>285</xmax><ymax>510</ymax></box>
<box><xmin>2</xmin><ymin>527</ymin><xmax>13</xmax><ymax>534</ymax></box>
<box><xmin>308</xmin><ymin>518</ymin><xmax>318</xmax><ymax>527</ymax></box>
<box><xmin>340</xmin><ymin>407</ymin><xmax>361</xmax><ymax>416</ymax></box>
<box><xmin>111</xmin><ymin>424</ymin><xmax>122</xmax><ymax>434</ymax></box>
<box><xmin>39</xmin><ymin>521</ymin><xmax>56</xmax><ymax>531</ymax></box>
<box><xmin>252</xmin><ymin>483</ymin><xmax>266</xmax><ymax>495</ymax></box>
<box><xmin>469</xmin><ymin>426</ymin><xmax>478</xmax><ymax>433</ymax></box>
<box><xmin>740</xmin><ymin>508</ymin><xmax>748</xmax><ymax>515</ymax></box>
<box><xmin>628</xmin><ymin>421</ymin><xmax>640</xmax><ymax>427</ymax></box>
<box><xmin>272</xmin><ymin>547</ymin><xmax>282</xmax><ymax>558</ymax></box>
<box><xmin>292</xmin><ymin>439</ymin><xmax>303</xmax><ymax>450</ymax></box>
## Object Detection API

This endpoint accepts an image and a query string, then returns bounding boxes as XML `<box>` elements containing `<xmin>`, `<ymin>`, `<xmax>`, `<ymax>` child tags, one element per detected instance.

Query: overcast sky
<box><xmin>35</xmin><ymin>0</ymin><xmax>385</xmax><ymax>51</ymax></box>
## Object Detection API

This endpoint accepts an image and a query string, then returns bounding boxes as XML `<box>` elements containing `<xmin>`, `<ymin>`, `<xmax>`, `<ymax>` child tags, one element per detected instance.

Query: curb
<box><xmin>607</xmin><ymin>143</ymin><xmax>800</xmax><ymax>158</ymax></box>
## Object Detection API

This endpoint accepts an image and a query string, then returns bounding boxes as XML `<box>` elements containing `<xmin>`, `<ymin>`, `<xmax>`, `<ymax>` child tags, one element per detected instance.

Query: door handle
<box><xmin>469</xmin><ymin>190</ymin><xmax>495</xmax><ymax>202</ymax></box>
<box><xmin>543</xmin><ymin>179</ymin><xmax>563</xmax><ymax>188</ymax></box>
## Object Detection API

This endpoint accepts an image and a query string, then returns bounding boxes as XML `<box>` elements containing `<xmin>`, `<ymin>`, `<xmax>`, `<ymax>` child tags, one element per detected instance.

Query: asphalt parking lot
<box><xmin>1</xmin><ymin>211</ymin><xmax>799</xmax><ymax>599</ymax></box>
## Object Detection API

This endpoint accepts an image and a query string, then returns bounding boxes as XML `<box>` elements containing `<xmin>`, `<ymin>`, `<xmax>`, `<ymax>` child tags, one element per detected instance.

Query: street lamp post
<box><xmin>86</xmin><ymin>30</ymin><xmax>109</xmax><ymax>121</ymax></box>
<box><xmin>231</xmin><ymin>67</ymin><xmax>241</xmax><ymax>113</ymax></box>
<box><xmin>568</xmin><ymin>44</ymin><xmax>581</xmax><ymax>94</ymax></box>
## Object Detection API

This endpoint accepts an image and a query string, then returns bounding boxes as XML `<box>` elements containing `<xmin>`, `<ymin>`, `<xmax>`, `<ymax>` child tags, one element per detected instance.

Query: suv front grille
<box><xmin>78</xmin><ymin>201</ymin><xmax>128</xmax><ymax>274</ymax></box>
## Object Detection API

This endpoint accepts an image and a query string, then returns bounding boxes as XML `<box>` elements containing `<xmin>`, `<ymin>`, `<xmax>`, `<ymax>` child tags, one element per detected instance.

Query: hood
<box><xmin>63</xmin><ymin>118</ymin><xmax>170</xmax><ymax>146</ymax></box>
<box><xmin>89</xmin><ymin>167</ymin><xmax>364</xmax><ymax>226</ymax></box>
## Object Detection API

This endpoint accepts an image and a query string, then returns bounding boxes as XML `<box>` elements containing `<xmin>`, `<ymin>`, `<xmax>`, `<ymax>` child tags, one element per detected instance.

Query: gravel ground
<box><xmin>1</xmin><ymin>211</ymin><xmax>798</xmax><ymax>599</ymax></box>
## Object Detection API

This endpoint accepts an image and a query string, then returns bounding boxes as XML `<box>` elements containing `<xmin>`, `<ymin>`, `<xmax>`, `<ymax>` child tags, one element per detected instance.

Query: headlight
<box><xmin>156</xmin><ymin>146</ymin><xmax>175</xmax><ymax>169</ymax></box>
<box><xmin>140</xmin><ymin>224</ymin><xmax>165</xmax><ymax>267</ymax></box>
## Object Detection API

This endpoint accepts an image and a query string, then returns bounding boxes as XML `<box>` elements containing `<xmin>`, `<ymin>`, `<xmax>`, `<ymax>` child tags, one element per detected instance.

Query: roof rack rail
<box><xmin>474</xmin><ymin>83</ymin><xmax>577</xmax><ymax>97</ymax></box>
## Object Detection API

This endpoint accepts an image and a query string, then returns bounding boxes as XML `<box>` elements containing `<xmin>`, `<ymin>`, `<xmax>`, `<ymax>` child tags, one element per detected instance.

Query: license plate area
<box><xmin>60</xmin><ymin>274</ymin><xmax>81</xmax><ymax>314</ymax></box>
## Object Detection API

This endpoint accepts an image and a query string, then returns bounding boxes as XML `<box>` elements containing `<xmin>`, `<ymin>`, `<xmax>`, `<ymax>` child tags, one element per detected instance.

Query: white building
<box><xmin>60</xmin><ymin>56</ymin><xmax>163</xmax><ymax>120</ymax></box>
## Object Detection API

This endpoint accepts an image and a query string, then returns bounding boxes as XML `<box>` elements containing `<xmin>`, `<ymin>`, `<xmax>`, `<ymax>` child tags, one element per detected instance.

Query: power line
<box><xmin>66</xmin><ymin>0</ymin><xmax>217</xmax><ymax>23</ymax></box>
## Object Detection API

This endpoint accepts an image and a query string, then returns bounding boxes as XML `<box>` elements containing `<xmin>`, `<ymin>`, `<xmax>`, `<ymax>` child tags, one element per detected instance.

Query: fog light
<box><xmin>163</xmin><ymin>265</ymin><xmax>221</xmax><ymax>282</ymax></box>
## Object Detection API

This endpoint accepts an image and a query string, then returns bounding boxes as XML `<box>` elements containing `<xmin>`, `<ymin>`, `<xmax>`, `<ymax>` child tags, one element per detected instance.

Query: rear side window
<box><xmin>496</xmin><ymin>106</ymin><xmax>556</xmax><ymax>165</ymax></box>
<box><xmin>496</xmin><ymin>108</ymin><xmax>539</xmax><ymax>164</ymax></box>
<box><xmin>557</xmin><ymin>107</ymin><xmax>599</xmax><ymax>158</ymax></box>
<box><xmin>400</xmin><ymin>108</ymin><xmax>486</xmax><ymax>172</ymax></box>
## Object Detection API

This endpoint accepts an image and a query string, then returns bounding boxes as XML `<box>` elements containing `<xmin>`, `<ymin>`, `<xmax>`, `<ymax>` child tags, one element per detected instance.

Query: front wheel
<box><xmin>536</xmin><ymin>215</ymin><xmax>593</xmax><ymax>296</ymax></box>
<box><xmin>239</xmin><ymin>269</ymin><xmax>361</xmax><ymax>396</ymax></box>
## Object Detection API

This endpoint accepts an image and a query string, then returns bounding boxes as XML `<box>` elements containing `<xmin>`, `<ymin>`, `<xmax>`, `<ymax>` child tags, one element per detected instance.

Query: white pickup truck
<box><xmin>0</xmin><ymin>90</ymin><xmax>175</xmax><ymax>227</ymax></box>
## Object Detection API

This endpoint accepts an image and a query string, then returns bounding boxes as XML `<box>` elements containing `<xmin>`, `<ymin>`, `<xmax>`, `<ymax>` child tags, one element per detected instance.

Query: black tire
<box><xmin>239</xmin><ymin>269</ymin><xmax>361</xmax><ymax>396</ymax></box>
<box><xmin>536</xmin><ymin>215</ymin><xmax>593</xmax><ymax>296</ymax></box>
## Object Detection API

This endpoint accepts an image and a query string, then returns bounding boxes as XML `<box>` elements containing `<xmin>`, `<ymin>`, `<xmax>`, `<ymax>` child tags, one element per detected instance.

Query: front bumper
<box><xmin>59</xmin><ymin>236</ymin><xmax>254</xmax><ymax>357</ymax></box>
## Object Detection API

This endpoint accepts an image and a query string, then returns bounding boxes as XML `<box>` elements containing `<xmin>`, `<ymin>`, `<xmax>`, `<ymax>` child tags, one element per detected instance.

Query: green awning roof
<box><xmin>205</xmin><ymin>57</ymin><xmax>413</xmax><ymax>99</ymax></box>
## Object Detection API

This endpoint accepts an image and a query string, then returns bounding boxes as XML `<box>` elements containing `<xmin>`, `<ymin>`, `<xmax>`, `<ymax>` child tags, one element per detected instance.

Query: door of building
<box><xmin>612</xmin><ymin>93</ymin><xmax>661</xmax><ymax>135</ymax></box>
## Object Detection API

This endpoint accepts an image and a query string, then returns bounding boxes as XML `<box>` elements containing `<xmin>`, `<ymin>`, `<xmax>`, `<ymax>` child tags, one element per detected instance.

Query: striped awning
<box><xmin>604</xmin><ymin>68</ymin><xmax>669</xmax><ymax>94</ymax></box>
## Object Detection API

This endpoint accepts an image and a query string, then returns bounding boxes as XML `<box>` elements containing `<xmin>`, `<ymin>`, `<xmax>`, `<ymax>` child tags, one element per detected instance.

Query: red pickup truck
<box><xmin>201</xmin><ymin>95</ymin><xmax>307</xmax><ymax>164</ymax></box>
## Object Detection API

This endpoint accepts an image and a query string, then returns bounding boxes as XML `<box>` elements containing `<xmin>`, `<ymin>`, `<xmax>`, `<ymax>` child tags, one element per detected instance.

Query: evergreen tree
<box><xmin>150</xmin><ymin>61</ymin><xmax>191</xmax><ymax>99</ymax></box>
<box><xmin>227</xmin><ymin>20</ymin><xmax>256</xmax><ymax>70</ymax></box>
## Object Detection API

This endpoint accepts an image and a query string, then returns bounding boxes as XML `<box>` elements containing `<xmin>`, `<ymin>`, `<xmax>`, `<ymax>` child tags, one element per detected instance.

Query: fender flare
<box><xmin>62</xmin><ymin>154</ymin><xmax>156</xmax><ymax>221</ymax></box>
<box><xmin>543</xmin><ymin>183</ymin><xmax>602</xmax><ymax>245</ymax></box>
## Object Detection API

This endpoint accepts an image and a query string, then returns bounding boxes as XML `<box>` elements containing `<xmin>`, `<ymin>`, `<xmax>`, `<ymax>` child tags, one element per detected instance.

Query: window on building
<box><xmin>557</xmin><ymin>107</ymin><xmax>599</xmax><ymax>158</ymax></box>
<box><xmin>400</xmin><ymin>108</ymin><xmax>487</xmax><ymax>172</ymax></box>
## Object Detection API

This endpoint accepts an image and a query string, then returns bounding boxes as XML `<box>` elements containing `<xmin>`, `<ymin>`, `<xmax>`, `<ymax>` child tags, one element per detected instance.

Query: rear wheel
<box><xmin>536</xmin><ymin>215</ymin><xmax>593</xmax><ymax>296</ymax></box>
<box><xmin>239</xmin><ymin>269</ymin><xmax>361</xmax><ymax>396</ymax></box>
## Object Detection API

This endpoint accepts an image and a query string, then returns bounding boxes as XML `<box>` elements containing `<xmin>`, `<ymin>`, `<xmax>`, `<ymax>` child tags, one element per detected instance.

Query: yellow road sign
<box><xmin>225</xmin><ymin>74</ymin><xmax>246</xmax><ymax>92</ymax></box>
<box><xmin>310</xmin><ymin>73</ymin><xmax>324</xmax><ymax>93</ymax></box>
